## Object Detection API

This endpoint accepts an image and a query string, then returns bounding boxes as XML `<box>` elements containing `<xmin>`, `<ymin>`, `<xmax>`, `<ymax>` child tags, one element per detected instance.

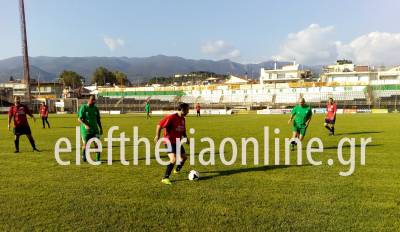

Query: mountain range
<box><xmin>0</xmin><ymin>55</ymin><xmax>322</xmax><ymax>83</ymax></box>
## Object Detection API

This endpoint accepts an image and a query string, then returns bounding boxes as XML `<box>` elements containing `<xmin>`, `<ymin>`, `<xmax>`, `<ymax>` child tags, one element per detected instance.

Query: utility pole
<box><xmin>19</xmin><ymin>0</ymin><xmax>31</xmax><ymax>105</ymax></box>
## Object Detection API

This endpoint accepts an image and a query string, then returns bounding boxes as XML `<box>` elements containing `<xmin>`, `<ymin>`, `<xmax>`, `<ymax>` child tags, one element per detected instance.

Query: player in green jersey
<box><xmin>145</xmin><ymin>101</ymin><xmax>151</xmax><ymax>119</ymax></box>
<box><xmin>78</xmin><ymin>95</ymin><xmax>103</xmax><ymax>162</ymax></box>
<box><xmin>288</xmin><ymin>97</ymin><xmax>312</xmax><ymax>151</ymax></box>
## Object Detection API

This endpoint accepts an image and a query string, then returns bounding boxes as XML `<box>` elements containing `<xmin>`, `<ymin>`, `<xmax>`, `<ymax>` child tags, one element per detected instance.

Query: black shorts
<box><xmin>325</xmin><ymin>118</ymin><xmax>336</xmax><ymax>124</ymax></box>
<box><xmin>165</xmin><ymin>143</ymin><xmax>186</xmax><ymax>155</ymax></box>
<box><xmin>13</xmin><ymin>126</ymin><xmax>32</xmax><ymax>136</ymax></box>
<box><xmin>82</xmin><ymin>133</ymin><xmax>99</xmax><ymax>143</ymax></box>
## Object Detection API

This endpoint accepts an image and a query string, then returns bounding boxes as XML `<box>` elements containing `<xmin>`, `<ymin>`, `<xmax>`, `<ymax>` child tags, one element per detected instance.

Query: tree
<box><xmin>114</xmin><ymin>71</ymin><xmax>130</xmax><ymax>86</ymax></box>
<box><xmin>9</xmin><ymin>76</ymin><xmax>15</xmax><ymax>82</ymax></box>
<box><xmin>58</xmin><ymin>70</ymin><xmax>84</xmax><ymax>88</ymax></box>
<box><xmin>91</xmin><ymin>67</ymin><xmax>117</xmax><ymax>86</ymax></box>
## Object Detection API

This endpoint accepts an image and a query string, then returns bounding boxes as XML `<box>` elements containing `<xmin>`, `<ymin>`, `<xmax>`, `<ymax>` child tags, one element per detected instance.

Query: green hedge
<box><xmin>371</xmin><ymin>85</ymin><xmax>400</xmax><ymax>91</ymax></box>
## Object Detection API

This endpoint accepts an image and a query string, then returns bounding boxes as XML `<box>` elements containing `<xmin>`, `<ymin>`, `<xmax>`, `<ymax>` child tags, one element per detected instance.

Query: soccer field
<box><xmin>0</xmin><ymin>113</ymin><xmax>399</xmax><ymax>231</ymax></box>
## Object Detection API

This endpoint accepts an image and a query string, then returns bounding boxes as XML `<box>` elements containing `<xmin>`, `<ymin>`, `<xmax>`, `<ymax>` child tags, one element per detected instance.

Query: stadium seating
<box><xmin>301</xmin><ymin>91</ymin><xmax>366</xmax><ymax>103</ymax></box>
<box><xmin>275</xmin><ymin>93</ymin><xmax>300</xmax><ymax>104</ymax></box>
<box><xmin>180</xmin><ymin>95</ymin><xmax>198</xmax><ymax>103</ymax></box>
<box><xmin>222</xmin><ymin>94</ymin><xmax>246</xmax><ymax>103</ymax></box>
<box><xmin>95</xmin><ymin>84</ymin><xmax>397</xmax><ymax>112</ymax></box>
<box><xmin>302</xmin><ymin>92</ymin><xmax>322</xmax><ymax>103</ymax></box>
<box><xmin>246</xmin><ymin>93</ymin><xmax>274</xmax><ymax>103</ymax></box>
<box><xmin>373</xmin><ymin>90</ymin><xmax>400</xmax><ymax>98</ymax></box>
<box><xmin>150</xmin><ymin>95</ymin><xmax>177</xmax><ymax>102</ymax></box>
<box><xmin>202</xmin><ymin>94</ymin><xmax>223</xmax><ymax>103</ymax></box>
<box><xmin>125</xmin><ymin>96</ymin><xmax>150</xmax><ymax>100</ymax></box>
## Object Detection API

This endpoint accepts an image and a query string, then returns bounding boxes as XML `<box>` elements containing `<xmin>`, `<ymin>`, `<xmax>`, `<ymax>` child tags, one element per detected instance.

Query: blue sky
<box><xmin>1</xmin><ymin>0</ymin><xmax>400</xmax><ymax>64</ymax></box>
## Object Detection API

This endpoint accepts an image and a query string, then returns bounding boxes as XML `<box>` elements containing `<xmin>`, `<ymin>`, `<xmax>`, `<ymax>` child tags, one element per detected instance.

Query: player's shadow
<box><xmin>323</xmin><ymin>144</ymin><xmax>383</xmax><ymax>150</ymax></box>
<box><xmin>199</xmin><ymin>164</ymin><xmax>310</xmax><ymax>181</ymax></box>
<box><xmin>99</xmin><ymin>150</ymin><xmax>193</xmax><ymax>162</ymax></box>
<box><xmin>100</xmin><ymin>155</ymin><xmax>167</xmax><ymax>163</ymax></box>
<box><xmin>334</xmin><ymin>131</ymin><xmax>383</xmax><ymax>136</ymax></box>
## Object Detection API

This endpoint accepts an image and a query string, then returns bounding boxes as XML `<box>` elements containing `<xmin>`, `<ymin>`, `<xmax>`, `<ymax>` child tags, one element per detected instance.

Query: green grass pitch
<box><xmin>0</xmin><ymin>113</ymin><xmax>399</xmax><ymax>231</ymax></box>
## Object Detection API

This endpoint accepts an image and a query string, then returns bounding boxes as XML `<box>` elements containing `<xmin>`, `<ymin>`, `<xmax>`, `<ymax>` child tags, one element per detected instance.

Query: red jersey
<box><xmin>40</xmin><ymin>105</ymin><xmax>49</xmax><ymax>117</ymax></box>
<box><xmin>158</xmin><ymin>113</ymin><xmax>186</xmax><ymax>144</ymax></box>
<box><xmin>9</xmin><ymin>104</ymin><xmax>32</xmax><ymax>128</ymax></box>
<box><xmin>196</xmin><ymin>104</ymin><xmax>200</xmax><ymax>111</ymax></box>
<box><xmin>326</xmin><ymin>103</ymin><xmax>337</xmax><ymax>120</ymax></box>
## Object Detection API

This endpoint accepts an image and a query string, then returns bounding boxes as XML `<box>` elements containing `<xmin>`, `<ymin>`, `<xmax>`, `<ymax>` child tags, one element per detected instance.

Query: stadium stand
<box><xmin>275</xmin><ymin>92</ymin><xmax>300</xmax><ymax>104</ymax></box>
<box><xmin>86</xmin><ymin>81</ymin><xmax>400</xmax><ymax>113</ymax></box>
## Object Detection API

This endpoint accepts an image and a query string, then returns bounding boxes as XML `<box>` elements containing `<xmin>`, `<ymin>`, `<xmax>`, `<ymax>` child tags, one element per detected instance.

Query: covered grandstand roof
<box><xmin>225</xmin><ymin>75</ymin><xmax>248</xmax><ymax>84</ymax></box>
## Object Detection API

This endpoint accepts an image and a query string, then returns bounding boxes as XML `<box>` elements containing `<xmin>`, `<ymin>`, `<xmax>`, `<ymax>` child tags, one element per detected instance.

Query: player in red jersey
<box><xmin>39</xmin><ymin>102</ymin><xmax>50</xmax><ymax>128</ymax></box>
<box><xmin>195</xmin><ymin>103</ymin><xmax>201</xmax><ymax>117</ymax></box>
<box><xmin>8</xmin><ymin>97</ymin><xmax>39</xmax><ymax>153</ymax></box>
<box><xmin>154</xmin><ymin>103</ymin><xmax>189</xmax><ymax>185</ymax></box>
<box><xmin>324</xmin><ymin>98</ymin><xmax>337</xmax><ymax>136</ymax></box>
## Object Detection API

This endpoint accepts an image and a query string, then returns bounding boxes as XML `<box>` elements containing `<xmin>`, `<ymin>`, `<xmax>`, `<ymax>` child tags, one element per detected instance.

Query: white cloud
<box><xmin>275</xmin><ymin>24</ymin><xmax>338</xmax><ymax>65</ymax></box>
<box><xmin>103</xmin><ymin>36</ymin><xmax>125</xmax><ymax>51</ymax></box>
<box><xmin>338</xmin><ymin>32</ymin><xmax>400</xmax><ymax>65</ymax></box>
<box><xmin>201</xmin><ymin>40</ymin><xmax>241</xmax><ymax>60</ymax></box>
<box><xmin>275</xmin><ymin>24</ymin><xmax>400</xmax><ymax>65</ymax></box>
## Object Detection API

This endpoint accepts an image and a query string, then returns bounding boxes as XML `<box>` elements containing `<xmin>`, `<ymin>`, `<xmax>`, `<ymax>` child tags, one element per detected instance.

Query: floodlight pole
<box><xmin>19</xmin><ymin>0</ymin><xmax>31</xmax><ymax>105</ymax></box>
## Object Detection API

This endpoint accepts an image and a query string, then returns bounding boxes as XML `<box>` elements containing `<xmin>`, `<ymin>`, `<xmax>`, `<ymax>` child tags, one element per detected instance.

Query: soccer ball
<box><xmin>188</xmin><ymin>170</ymin><xmax>200</xmax><ymax>181</ymax></box>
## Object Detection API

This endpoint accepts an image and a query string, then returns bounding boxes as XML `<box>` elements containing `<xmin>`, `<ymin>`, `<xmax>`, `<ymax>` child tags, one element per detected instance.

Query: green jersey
<box><xmin>291</xmin><ymin>104</ymin><xmax>312</xmax><ymax>127</ymax></box>
<box><xmin>145</xmin><ymin>103</ymin><xmax>150</xmax><ymax>113</ymax></box>
<box><xmin>78</xmin><ymin>104</ymin><xmax>100</xmax><ymax>136</ymax></box>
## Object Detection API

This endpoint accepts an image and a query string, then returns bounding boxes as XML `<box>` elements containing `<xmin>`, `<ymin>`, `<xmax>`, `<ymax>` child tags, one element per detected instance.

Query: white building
<box><xmin>377</xmin><ymin>66</ymin><xmax>400</xmax><ymax>81</ymax></box>
<box><xmin>260</xmin><ymin>62</ymin><xmax>307</xmax><ymax>84</ymax></box>
<box><xmin>0</xmin><ymin>82</ymin><xmax>28</xmax><ymax>96</ymax></box>
<box><xmin>321</xmin><ymin>60</ymin><xmax>377</xmax><ymax>84</ymax></box>
<box><xmin>225</xmin><ymin>75</ymin><xmax>248</xmax><ymax>84</ymax></box>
